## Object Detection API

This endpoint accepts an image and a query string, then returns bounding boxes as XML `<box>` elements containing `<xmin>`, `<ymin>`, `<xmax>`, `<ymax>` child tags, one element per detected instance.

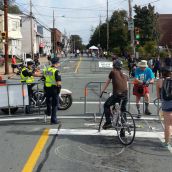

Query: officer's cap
<box><xmin>51</xmin><ymin>58</ymin><xmax>60</xmax><ymax>64</ymax></box>
<box><xmin>27</xmin><ymin>61</ymin><xmax>34</xmax><ymax>66</ymax></box>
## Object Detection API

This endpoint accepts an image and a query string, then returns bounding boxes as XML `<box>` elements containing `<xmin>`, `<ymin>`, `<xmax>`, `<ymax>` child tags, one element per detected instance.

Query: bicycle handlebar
<box><xmin>100</xmin><ymin>91</ymin><xmax>112</xmax><ymax>98</ymax></box>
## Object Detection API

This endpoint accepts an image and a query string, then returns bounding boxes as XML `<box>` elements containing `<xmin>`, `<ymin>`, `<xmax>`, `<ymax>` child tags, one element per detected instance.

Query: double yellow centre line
<box><xmin>74</xmin><ymin>57</ymin><xmax>82</xmax><ymax>73</ymax></box>
<box><xmin>21</xmin><ymin>128</ymin><xmax>49</xmax><ymax>172</ymax></box>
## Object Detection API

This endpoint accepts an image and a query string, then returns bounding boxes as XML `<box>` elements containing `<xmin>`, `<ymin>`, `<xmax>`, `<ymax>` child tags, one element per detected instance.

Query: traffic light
<box><xmin>135</xmin><ymin>27</ymin><xmax>140</xmax><ymax>40</ymax></box>
<box><xmin>1</xmin><ymin>32</ymin><xmax>6</xmax><ymax>40</ymax></box>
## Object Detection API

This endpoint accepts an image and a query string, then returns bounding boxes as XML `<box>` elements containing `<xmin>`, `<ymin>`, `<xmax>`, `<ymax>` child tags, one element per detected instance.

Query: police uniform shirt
<box><xmin>22</xmin><ymin>68</ymin><xmax>33</xmax><ymax>77</ymax></box>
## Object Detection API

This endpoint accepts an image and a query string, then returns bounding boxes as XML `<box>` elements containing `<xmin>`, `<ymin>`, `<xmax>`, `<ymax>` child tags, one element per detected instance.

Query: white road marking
<box><xmin>0</xmin><ymin>115</ymin><xmax>159</xmax><ymax>122</ymax></box>
<box><xmin>73</xmin><ymin>101</ymin><xmax>155</xmax><ymax>105</ymax></box>
<box><xmin>49</xmin><ymin>128</ymin><xmax>163</xmax><ymax>138</ymax></box>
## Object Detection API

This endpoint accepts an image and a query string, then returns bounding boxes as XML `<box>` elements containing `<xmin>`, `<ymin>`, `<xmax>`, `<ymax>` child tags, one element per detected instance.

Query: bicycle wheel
<box><xmin>98</xmin><ymin>113</ymin><xmax>105</xmax><ymax>132</ymax></box>
<box><xmin>116</xmin><ymin>111</ymin><xmax>136</xmax><ymax>145</ymax></box>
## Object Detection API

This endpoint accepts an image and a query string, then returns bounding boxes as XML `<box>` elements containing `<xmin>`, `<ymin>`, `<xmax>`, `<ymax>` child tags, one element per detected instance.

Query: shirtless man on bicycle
<box><xmin>101</xmin><ymin>59</ymin><xmax>128</xmax><ymax>132</ymax></box>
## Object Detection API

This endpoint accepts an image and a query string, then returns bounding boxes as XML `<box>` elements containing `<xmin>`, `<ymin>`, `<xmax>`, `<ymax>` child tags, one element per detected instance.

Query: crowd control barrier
<box><xmin>0</xmin><ymin>80</ymin><xmax>47</xmax><ymax>121</ymax></box>
<box><xmin>84</xmin><ymin>80</ymin><xmax>159</xmax><ymax>119</ymax></box>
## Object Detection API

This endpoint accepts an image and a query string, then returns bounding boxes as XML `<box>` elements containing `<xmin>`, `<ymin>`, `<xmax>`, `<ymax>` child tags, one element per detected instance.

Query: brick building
<box><xmin>50</xmin><ymin>28</ymin><xmax>62</xmax><ymax>53</ymax></box>
<box><xmin>158</xmin><ymin>14</ymin><xmax>172</xmax><ymax>48</ymax></box>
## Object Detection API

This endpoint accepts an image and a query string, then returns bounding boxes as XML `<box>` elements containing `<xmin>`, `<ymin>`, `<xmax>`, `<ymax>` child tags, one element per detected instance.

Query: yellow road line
<box><xmin>74</xmin><ymin>57</ymin><xmax>82</xmax><ymax>73</ymax></box>
<box><xmin>21</xmin><ymin>128</ymin><xmax>49</xmax><ymax>172</ymax></box>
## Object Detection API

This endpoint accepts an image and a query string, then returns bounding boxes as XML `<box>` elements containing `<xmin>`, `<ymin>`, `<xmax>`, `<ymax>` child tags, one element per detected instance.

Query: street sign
<box><xmin>128</xmin><ymin>19</ymin><xmax>134</xmax><ymax>30</ymax></box>
<box><xmin>99</xmin><ymin>62</ymin><xmax>113</xmax><ymax>68</ymax></box>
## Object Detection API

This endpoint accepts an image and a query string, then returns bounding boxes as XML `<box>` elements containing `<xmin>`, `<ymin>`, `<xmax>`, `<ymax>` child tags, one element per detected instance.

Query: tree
<box><xmin>134</xmin><ymin>4</ymin><xmax>159</xmax><ymax>45</ymax></box>
<box><xmin>88</xmin><ymin>10</ymin><xmax>129</xmax><ymax>52</ymax></box>
<box><xmin>70</xmin><ymin>35</ymin><xmax>83</xmax><ymax>52</ymax></box>
<box><xmin>0</xmin><ymin>0</ymin><xmax>21</xmax><ymax>14</ymax></box>
<box><xmin>109</xmin><ymin>10</ymin><xmax>129</xmax><ymax>51</ymax></box>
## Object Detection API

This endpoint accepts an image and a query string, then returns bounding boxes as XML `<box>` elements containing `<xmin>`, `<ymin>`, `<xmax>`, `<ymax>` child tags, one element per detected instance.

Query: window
<box><xmin>12</xmin><ymin>21</ymin><xmax>17</xmax><ymax>31</ymax></box>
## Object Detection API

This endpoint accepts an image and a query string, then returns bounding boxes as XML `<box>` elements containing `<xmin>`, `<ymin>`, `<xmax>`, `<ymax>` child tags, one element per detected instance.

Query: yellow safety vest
<box><xmin>43</xmin><ymin>66</ymin><xmax>57</xmax><ymax>87</ymax></box>
<box><xmin>20</xmin><ymin>67</ymin><xmax>35</xmax><ymax>83</ymax></box>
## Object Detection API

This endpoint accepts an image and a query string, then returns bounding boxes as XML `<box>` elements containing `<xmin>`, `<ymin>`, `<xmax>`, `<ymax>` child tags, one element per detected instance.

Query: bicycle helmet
<box><xmin>113</xmin><ymin>59</ymin><xmax>123</xmax><ymax>70</ymax></box>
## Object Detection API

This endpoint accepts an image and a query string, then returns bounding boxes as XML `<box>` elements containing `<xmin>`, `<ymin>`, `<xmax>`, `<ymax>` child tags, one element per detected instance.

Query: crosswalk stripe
<box><xmin>49</xmin><ymin>128</ymin><xmax>163</xmax><ymax>138</ymax></box>
<box><xmin>0</xmin><ymin>115</ymin><xmax>159</xmax><ymax>122</ymax></box>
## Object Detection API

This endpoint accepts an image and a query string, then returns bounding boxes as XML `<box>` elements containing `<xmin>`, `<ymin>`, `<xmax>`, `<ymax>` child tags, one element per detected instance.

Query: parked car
<box><xmin>0</xmin><ymin>55</ymin><xmax>5</xmax><ymax>66</ymax></box>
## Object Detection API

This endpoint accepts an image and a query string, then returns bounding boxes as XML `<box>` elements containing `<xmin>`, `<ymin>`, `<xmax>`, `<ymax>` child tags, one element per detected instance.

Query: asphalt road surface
<box><xmin>0</xmin><ymin>55</ymin><xmax>172</xmax><ymax>172</ymax></box>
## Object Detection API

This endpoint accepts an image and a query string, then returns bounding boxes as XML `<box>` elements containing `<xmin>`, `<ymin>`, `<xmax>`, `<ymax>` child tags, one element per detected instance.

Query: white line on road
<box><xmin>49</xmin><ymin>128</ymin><xmax>163</xmax><ymax>138</ymax></box>
<box><xmin>0</xmin><ymin>115</ymin><xmax>159</xmax><ymax>122</ymax></box>
<box><xmin>73</xmin><ymin>101</ymin><xmax>155</xmax><ymax>105</ymax></box>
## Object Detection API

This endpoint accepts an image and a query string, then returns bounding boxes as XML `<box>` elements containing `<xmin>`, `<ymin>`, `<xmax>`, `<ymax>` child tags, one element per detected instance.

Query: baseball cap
<box><xmin>51</xmin><ymin>58</ymin><xmax>60</xmax><ymax>64</ymax></box>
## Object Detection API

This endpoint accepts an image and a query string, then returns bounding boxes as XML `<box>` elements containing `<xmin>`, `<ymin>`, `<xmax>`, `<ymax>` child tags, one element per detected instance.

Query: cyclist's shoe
<box><xmin>161</xmin><ymin>142</ymin><xmax>171</xmax><ymax>148</ymax></box>
<box><xmin>120</xmin><ymin>129</ymin><xmax>125</xmax><ymax>137</ymax></box>
<box><xmin>145</xmin><ymin>109</ymin><xmax>152</xmax><ymax>115</ymax></box>
<box><xmin>102</xmin><ymin>122</ymin><xmax>112</xmax><ymax>130</ymax></box>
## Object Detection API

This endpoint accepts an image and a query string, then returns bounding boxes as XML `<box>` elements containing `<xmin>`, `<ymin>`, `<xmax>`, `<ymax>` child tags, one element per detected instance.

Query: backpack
<box><xmin>161</xmin><ymin>78</ymin><xmax>172</xmax><ymax>101</ymax></box>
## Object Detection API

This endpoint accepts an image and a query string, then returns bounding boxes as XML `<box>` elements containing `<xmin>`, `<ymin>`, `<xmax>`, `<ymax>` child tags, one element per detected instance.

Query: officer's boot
<box><xmin>145</xmin><ymin>102</ymin><xmax>152</xmax><ymax>115</ymax></box>
<box><xmin>136</xmin><ymin>104</ymin><xmax>141</xmax><ymax>118</ymax></box>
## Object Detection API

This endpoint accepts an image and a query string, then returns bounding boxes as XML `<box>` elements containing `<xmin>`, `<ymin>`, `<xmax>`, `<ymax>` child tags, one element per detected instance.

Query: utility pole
<box><xmin>53</xmin><ymin>10</ymin><xmax>56</xmax><ymax>54</ymax></box>
<box><xmin>30</xmin><ymin>0</ymin><xmax>33</xmax><ymax>59</ymax></box>
<box><xmin>106</xmin><ymin>0</ymin><xmax>109</xmax><ymax>52</ymax></box>
<box><xmin>128</xmin><ymin>0</ymin><xmax>135</xmax><ymax>56</ymax></box>
<box><xmin>4</xmin><ymin>0</ymin><xmax>9</xmax><ymax>74</ymax></box>
<box><xmin>99</xmin><ymin>15</ymin><xmax>101</xmax><ymax>48</ymax></box>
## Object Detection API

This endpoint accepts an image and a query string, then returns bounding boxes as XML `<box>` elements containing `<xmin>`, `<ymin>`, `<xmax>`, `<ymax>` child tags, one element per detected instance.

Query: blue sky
<box><xmin>15</xmin><ymin>0</ymin><xmax>172</xmax><ymax>44</ymax></box>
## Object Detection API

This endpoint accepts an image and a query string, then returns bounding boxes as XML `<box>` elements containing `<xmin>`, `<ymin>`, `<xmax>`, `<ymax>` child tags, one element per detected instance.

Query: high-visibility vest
<box><xmin>20</xmin><ymin>67</ymin><xmax>35</xmax><ymax>83</ymax></box>
<box><xmin>43</xmin><ymin>66</ymin><xmax>57</xmax><ymax>87</ymax></box>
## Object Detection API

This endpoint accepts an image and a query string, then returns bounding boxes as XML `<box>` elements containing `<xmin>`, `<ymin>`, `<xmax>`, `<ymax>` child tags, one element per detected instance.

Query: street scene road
<box><xmin>0</xmin><ymin>55</ymin><xmax>172</xmax><ymax>172</ymax></box>
<box><xmin>1</xmin><ymin>1</ymin><xmax>172</xmax><ymax>171</ymax></box>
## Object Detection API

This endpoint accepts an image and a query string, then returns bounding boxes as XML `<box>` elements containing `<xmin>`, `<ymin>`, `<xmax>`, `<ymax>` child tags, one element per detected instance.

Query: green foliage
<box><xmin>0</xmin><ymin>0</ymin><xmax>21</xmax><ymax>14</ymax></box>
<box><xmin>143</xmin><ymin>41</ymin><xmax>157</xmax><ymax>57</ymax></box>
<box><xmin>112</xmin><ymin>47</ymin><xmax>121</xmax><ymax>56</ymax></box>
<box><xmin>88</xmin><ymin>10</ymin><xmax>129</xmax><ymax>52</ymax></box>
<box><xmin>134</xmin><ymin>4</ymin><xmax>159</xmax><ymax>45</ymax></box>
<box><xmin>159</xmin><ymin>51</ymin><xmax>169</xmax><ymax>58</ymax></box>
<box><xmin>70</xmin><ymin>35</ymin><xmax>83</xmax><ymax>51</ymax></box>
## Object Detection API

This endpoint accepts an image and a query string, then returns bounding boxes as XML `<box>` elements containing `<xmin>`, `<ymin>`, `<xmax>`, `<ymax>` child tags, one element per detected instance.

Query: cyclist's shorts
<box><xmin>133</xmin><ymin>84</ymin><xmax>149</xmax><ymax>97</ymax></box>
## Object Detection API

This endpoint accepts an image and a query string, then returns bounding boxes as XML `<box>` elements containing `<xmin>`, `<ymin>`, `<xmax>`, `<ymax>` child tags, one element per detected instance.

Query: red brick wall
<box><xmin>158</xmin><ymin>14</ymin><xmax>172</xmax><ymax>48</ymax></box>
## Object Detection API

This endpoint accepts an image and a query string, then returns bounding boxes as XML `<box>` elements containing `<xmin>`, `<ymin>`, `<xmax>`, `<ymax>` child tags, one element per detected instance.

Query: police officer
<box><xmin>43</xmin><ymin>58</ymin><xmax>61</xmax><ymax>124</ymax></box>
<box><xmin>20</xmin><ymin>61</ymin><xmax>38</xmax><ymax>113</ymax></box>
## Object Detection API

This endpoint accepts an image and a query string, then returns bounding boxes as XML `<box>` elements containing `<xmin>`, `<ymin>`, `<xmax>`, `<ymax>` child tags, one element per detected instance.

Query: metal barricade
<box><xmin>84</xmin><ymin>80</ymin><xmax>158</xmax><ymax>118</ymax></box>
<box><xmin>0</xmin><ymin>80</ymin><xmax>47</xmax><ymax>122</ymax></box>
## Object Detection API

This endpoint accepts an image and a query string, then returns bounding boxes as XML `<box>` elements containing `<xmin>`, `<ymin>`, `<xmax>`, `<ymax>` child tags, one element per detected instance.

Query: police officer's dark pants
<box><xmin>104</xmin><ymin>94</ymin><xmax>128</xmax><ymax>124</ymax></box>
<box><xmin>45</xmin><ymin>87</ymin><xmax>59</xmax><ymax>122</ymax></box>
<box><xmin>26</xmin><ymin>84</ymin><xmax>34</xmax><ymax>113</ymax></box>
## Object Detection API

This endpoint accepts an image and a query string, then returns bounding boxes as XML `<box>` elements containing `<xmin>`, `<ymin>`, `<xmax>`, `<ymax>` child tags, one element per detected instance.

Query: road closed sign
<box><xmin>99</xmin><ymin>61</ymin><xmax>113</xmax><ymax>68</ymax></box>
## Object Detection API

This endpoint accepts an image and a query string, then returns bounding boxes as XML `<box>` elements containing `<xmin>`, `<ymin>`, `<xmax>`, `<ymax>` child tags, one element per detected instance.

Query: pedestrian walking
<box><xmin>11</xmin><ymin>55</ymin><xmax>17</xmax><ymax>73</ymax></box>
<box><xmin>133</xmin><ymin>60</ymin><xmax>155</xmax><ymax>118</ymax></box>
<box><xmin>153</xmin><ymin>57</ymin><xmax>161</xmax><ymax>78</ymax></box>
<box><xmin>156</xmin><ymin>66</ymin><xmax>172</xmax><ymax>148</ymax></box>
<box><xmin>43</xmin><ymin>57</ymin><xmax>61</xmax><ymax>124</ymax></box>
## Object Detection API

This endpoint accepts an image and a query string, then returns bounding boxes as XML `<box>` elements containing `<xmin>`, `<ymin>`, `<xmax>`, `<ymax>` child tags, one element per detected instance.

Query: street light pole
<box><xmin>53</xmin><ymin>10</ymin><xmax>56</xmax><ymax>55</ymax></box>
<box><xmin>30</xmin><ymin>0</ymin><xmax>33</xmax><ymax>59</ymax></box>
<box><xmin>4</xmin><ymin>0</ymin><xmax>9</xmax><ymax>74</ymax></box>
<box><xmin>106</xmin><ymin>0</ymin><xmax>109</xmax><ymax>52</ymax></box>
<box><xmin>128</xmin><ymin>0</ymin><xmax>135</xmax><ymax>56</ymax></box>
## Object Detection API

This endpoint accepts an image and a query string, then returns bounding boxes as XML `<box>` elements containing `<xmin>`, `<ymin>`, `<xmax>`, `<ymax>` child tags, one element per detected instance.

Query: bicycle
<box><xmin>98</xmin><ymin>91</ymin><xmax>136</xmax><ymax>145</ymax></box>
<box><xmin>153</xmin><ymin>98</ymin><xmax>164</xmax><ymax>129</ymax></box>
